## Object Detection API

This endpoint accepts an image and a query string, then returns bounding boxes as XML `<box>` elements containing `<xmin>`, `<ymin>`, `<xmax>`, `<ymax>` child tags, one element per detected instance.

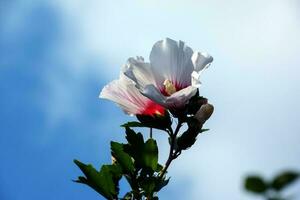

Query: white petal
<box><xmin>99</xmin><ymin>76</ymin><xmax>149</xmax><ymax>115</ymax></box>
<box><xmin>191</xmin><ymin>52</ymin><xmax>213</xmax><ymax>87</ymax></box>
<box><xmin>150</xmin><ymin>38</ymin><xmax>194</xmax><ymax>89</ymax></box>
<box><xmin>165</xmin><ymin>86</ymin><xmax>198</xmax><ymax>109</ymax></box>
<box><xmin>191</xmin><ymin>51</ymin><xmax>213</xmax><ymax>72</ymax></box>
<box><xmin>123</xmin><ymin>57</ymin><xmax>159</xmax><ymax>90</ymax></box>
<box><xmin>140</xmin><ymin>84</ymin><xmax>167</xmax><ymax>107</ymax></box>
<box><xmin>191</xmin><ymin>71</ymin><xmax>201</xmax><ymax>87</ymax></box>
<box><xmin>141</xmin><ymin>84</ymin><xmax>197</xmax><ymax>110</ymax></box>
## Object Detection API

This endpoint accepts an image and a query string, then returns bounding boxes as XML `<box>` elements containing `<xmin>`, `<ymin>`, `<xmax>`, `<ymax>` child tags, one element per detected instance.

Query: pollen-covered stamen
<box><xmin>163</xmin><ymin>79</ymin><xmax>177</xmax><ymax>96</ymax></box>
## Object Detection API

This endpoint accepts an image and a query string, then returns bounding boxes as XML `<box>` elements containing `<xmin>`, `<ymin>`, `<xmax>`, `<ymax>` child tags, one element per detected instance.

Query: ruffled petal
<box><xmin>191</xmin><ymin>52</ymin><xmax>213</xmax><ymax>87</ymax></box>
<box><xmin>150</xmin><ymin>38</ymin><xmax>194</xmax><ymax>89</ymax></box>
<box><xmin>123</xmin><ymin>57</ymin><xmax>159</xmax><ymax>90</ymax></box>
<box><xmin>191</xmin><ymin>51</ymin><xmax>213</xmax><ymax>72</ymax></box>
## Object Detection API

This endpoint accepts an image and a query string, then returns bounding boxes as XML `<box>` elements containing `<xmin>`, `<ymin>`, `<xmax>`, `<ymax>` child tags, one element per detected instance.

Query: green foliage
<box><xmin>244</xmin><ymin>171</ymin><xmax>300</xmax><ymax>200</ymax></box>
<box><xmin>244</xmin><ymin>176</ymin><xmax>267</xmax><ymax>194</ymax></box>
<box><xmin>74</xmin><ymin>91</ymin><xmax>213</xmax><ymax>199</ymax></box>
<box><xmin>75</xmin><ymin>127</ymin><xmax>169</xmax><ymax>200</ymax></box>
<box><xmin>111</xmin><ymin>142</ymin><xmax>134</xmax><ymax>174</ymax></box>
<box><xmin>143</xmin><ymin>139</ymin><xmax>159</xmax><ymax>171</ymax></box>
<box><xmin>271</xmin><ymin>171</ymin><xmax>299</xmax><ymax>191</ymax></box>
<box><xmin>73</xmin><ymin>160</ymin><xmax>121</xmax><ymax>199</ymax></box>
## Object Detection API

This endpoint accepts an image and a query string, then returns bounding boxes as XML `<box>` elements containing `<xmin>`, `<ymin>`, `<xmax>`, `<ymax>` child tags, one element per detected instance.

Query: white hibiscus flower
<box><xmin>124</xmin><ymin>38</ymin><xmax>213</xmax><ymax>110</ymax></box>
<box><xmin>100</xmin><ymin>74</ymin><xmax>165</xmax><ymax>116</ymax></box>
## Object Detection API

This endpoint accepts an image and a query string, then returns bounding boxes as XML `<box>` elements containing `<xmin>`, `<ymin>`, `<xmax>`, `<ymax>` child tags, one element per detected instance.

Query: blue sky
<box><xmin>1</xmin><ymin>0</ymin><xmax>300</xmax><ymax>200</ymax></box>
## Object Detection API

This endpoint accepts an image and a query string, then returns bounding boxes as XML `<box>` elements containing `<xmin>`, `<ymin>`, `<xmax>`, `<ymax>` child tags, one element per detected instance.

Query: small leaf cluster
<box><xmin>244</xmin><ymin>170</ymin><xmax>299</xmax><ymax>200</ymax></box>
<box><xmin>74</xmin><ymin>91</ymin><xmax>213</xmax><ymax>199</ymax></box>
<box><xmin>74</xmin><ymin>127</ymin><xmax>168</xmax><ymax>200</ymax></box>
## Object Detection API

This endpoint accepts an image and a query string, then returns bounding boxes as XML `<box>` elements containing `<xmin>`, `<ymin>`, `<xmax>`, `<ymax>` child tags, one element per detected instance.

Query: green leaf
<box><xmin>121</xmin><ymin>121</ymin><xmax>144</xmax><ymax>128</ymax></box>
<box><xmin>124</xmin><ymin>128</ymin><xmax>159</xmax><ymax>171</ymax></box>
<box><xmin>125</xmin><ymin>127</ymin><xmax>144</xmax><ymax>148</ymax></box>
<box><xmin>143</xmin><ymin>139</ymin><xmax>159</xmax><ymax>171</ymax></box>
<box><xmin>74</xmin><ymin>160</ymin><xmax>120</xmax><ymax>199</ymax></box>
<box><xmin>124</xmin><ymin>127</ymin><xmax>145</xmax><ymax>167</ymax></box>
<box><xmin>111</xmin><ymin>142</ymin><xmax>134</xmax><ymax>174</ymax></box>
<box><xmin>244</xmin><ymin>175</ymin><xmax>267</xmax><ymax>194</ymax></box>
<box><xmin>101</xmin><ymin>165</ymin><xmax>122</xmax><ymax>196</ymax></box>
<box><xmin>271</xmin><ymin>171</ymin><xmax>299</xmax><ymax>191</ymax></box>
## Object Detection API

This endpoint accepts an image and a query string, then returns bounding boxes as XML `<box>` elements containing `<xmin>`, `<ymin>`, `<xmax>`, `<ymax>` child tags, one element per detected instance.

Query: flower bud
<box><xmin>194</xmin><ymin>103</ymin><xmax>214</xmax><ymax>124</ymax></box>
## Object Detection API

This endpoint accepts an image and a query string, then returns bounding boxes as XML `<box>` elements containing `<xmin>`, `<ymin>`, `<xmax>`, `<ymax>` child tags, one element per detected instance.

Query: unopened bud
<box><xmin>194</xmin><ymin>103</ymin><xmax>214</xmax><ymax>124</ymax></box>
<box><xmin>196</xmin><ymin>97</ymin><xmax>208</xmax><ymax>105</ymax></box>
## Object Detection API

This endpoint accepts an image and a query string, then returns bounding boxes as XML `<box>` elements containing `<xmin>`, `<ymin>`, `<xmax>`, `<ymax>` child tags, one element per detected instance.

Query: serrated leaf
<box><xmin>125</xmin><ymin>127</ymin><xmax>144</xmax><ymax>147</ymax></box>
<box><xmin>101</xmin><ymin>165</ymin><xmax>122</xmax><ymax>196</ymax></box>
<box><xmin>111</xmin><ymin>141</ymin><xmax>134</xmax><ymax>174</ymax></box>
<box><xmin>244</xmin><ymin>175</ymin><xmax>267</xmax><ymax>194</ymax></box>
<box><xmin>74</xmin><ymin>160</ymin><xmax>119</xmax><ymax>199</ymax></box>
<box><xmin>271</xmin><ymin>171</ymin><xmax>299</xmax><ymax>191</ymax></box>
<box><xmin>124</xmin><ymin>127</ymin><xmax>145</xmax><ymax>168</ymax></box>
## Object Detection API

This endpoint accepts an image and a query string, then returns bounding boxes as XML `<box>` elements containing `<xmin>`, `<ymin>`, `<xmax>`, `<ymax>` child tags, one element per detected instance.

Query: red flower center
<box><xmin>141</xmin><ymin>101</ymin><xmax>165</xmax><ymax>116</ymax></box>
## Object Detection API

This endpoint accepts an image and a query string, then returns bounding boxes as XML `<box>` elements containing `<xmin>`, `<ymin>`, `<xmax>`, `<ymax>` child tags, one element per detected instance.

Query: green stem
<box><xmin>150</xmin><ymin>128</ymin><xmax>153</xmax><ymax>139</ymax></box>
<box><xmin>159</xmin><ymin>120</ymin><xmax>182</xmax><ymax>179</ymax></box>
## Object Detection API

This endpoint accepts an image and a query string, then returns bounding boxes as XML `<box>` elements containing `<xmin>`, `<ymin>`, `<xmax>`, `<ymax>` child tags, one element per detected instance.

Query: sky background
<box><xmin>1</xmin><ymin>0</ymin><xmax>300</xmax><ymax>199</ymax></box>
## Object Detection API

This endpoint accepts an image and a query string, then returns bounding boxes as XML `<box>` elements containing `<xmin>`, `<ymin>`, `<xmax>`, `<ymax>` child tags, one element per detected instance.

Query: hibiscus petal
<box><xmin>191</xmin><ymin>52</ymin><xmax>213</xmax><ymax>87</ymax></box>
<box><xmin>123</xmin><ymin>57</ymin><xmax>159</xmax><ymax>90</ymax></box>
<box><xmin>99</xmin><ymin>75</ymin><xmax>148</xmax><ymax>115</ymax></box>
<box><xmin>140</xmin><ymin>84</ymin><xmax>167</xmax><ymax>107</ymax></box>
<box><xmin>150</xmin><ymin>38</ymin><xmax>194</xmax><ymax>89</ymax></box>
<box><xmin>191</xmin><ymin>51</ymin><xmax>213</xmax><ymax>72</ymax></box>
<box><xmin>165</xmin><ymin>86</ymin><xmax>198</xmax><ymax>109</ymax></box>
<box><xmin>141</xmin><ymin>84</ymin><xmax>197</xmax><ymax>110</ymax></box>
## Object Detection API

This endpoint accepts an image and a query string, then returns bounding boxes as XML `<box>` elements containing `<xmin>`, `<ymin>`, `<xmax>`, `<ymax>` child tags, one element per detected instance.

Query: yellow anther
<box><xmin>163</xmin><ymin>79</ymin><xmax>176</xmax><ymax>95</ymax></box>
